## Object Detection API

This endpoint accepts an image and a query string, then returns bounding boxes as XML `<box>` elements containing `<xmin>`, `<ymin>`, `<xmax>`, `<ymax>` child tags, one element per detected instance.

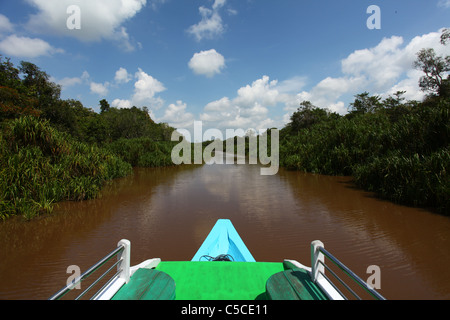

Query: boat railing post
<box><xmin>311</xmin><ymin>240</ymin><xmax>325</xmax><ymax>283</ymax></box>
<box><xmin>117</xmin><ymin>239</ymin><xmax>131</xmax><ymax>284</ymax></box>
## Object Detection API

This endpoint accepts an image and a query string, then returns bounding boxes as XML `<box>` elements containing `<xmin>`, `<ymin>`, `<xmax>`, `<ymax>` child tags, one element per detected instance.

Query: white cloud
<box><xmin>192</xmin><ymin>29</ymin><xmax>450</xmax><ymax>131</ymax></box>
<box><xmin>295</xmin><ymin>76</ymin><xmax>366</xmax><ymax>115</ymax></box>
<box><xmin>198</xmin><ymin>75</ymin><xmax>301</xmax><ymax>131</ymax></box>
<box><xmin>149</xmin><ymin>0</ymin><xmax>168</xmax><ymax>10</ymax></box>
<box><xmin>234</xmin><ymin>76</ymin><xmax>281</xmax><ymax>107</ymax></box>
<box><xmin>341</xmin><ymin>31</ymin><xmax>450</xmax><ymax>94</ymax></box>
<box><xmin>24</xmin><ymin>0</ymin><xmax>146</xmax><ymax>50</ymax></box>
<box><xmin>275</xmin><ymin>76</ymin><xmax>307</xmax><ymax>94</ymax></box>
<box><xmin>111</xmin><ymin>99</ymin><xmax>132</xmax><ymax>109</ymax></box>
<box><xmin>52</xmin><ymin>71</ymin><xmax>89</xmax><ymax>89</ymax></box>
<box><xmin>57</xmin><ymin>77</ymin><xmax>82</xmax><ymax>88</ymax></box>
<box><xmin>173</xmin><ymin>28</ymin><xmax>450</xmax><ymax>132</ymax></box>
<box><xmin>0</xmin><ymin>14</ymin><xmax>14</xmax><ymax>34</ymax></box>
<box><xmin>158</xmin><ymin>100</ymin><xmax>195</xmax><ymax>128</ymax></box>
<box><xmin>188</xmin><ymin>49</ymin><xmax>225</xmax><ymax>77</ymax></box>
<box><xmin>90</xmin><ymin>81</ymin><xmax>109</xmax><ymax>96</ymax></box>
<box><xmin>114</xmin><ymin>27</ymin><xmax>136</xmax><ymax>52</ymax></box>
<box><xmin>342</xmin><ymin>36</ymin><xmax>407</xmax><ymax>91</ymax></box>
<box><xmin>212</xmin><ymin>0</ymin><xmax>227</xmax><ymax>10</ymax></box>
<box><xmin>0</xmin><ymin>34</ymin><xmax>63</xmax><ymax>58</ymax></box>
<box><xmin>132</xmin><ymin>68</ymin><xmax>166</xmax><ymax>106</ymax></box>
<box><xmin>285</xmin><ymin>29</ymin><xmax>450</xmax><ymax>119</ymax></box>
<box><xmin>114</xmin><ymin>67</ymin><xmax>132</xmax><ymax>84</ymax></box>
<box><xmin>438</xmin><ymin>0</ymin><xmax>450</xmax><ymax>8</ymax></box>
<box><xmin>204</xmin><ymin>97</ymin><xmax>232</xmax><ymax>112</ymax></box>
<box><xmin>187</xmin><ymin>0</ymin><xmax>228</xmax><ymax>41</ymax></box>
<box><xmin>111</xmin><ymin>68</ymin><xmax>166</xmax><ymax>110</ymax></box>
<box><xmin>384</xmin><ymin>69</ymin><xmax>426</xmax><ymax>101</ymax></box>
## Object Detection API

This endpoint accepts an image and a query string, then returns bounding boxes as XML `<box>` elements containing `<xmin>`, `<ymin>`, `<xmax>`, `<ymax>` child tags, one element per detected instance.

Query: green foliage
<box><xmin>0</xmin><ymin>56</ymin><xmax>21</xmax><ymax>89</ymax></box>
<box><xmin>281</xmin><ymin>95</ymin><xmax>450</xmax><ymax>214</ymax></box>
<box><xmin>287</xmin><ymin>101</ymin><xmax>333</xmax><ymax>131</ymax></box>
<box><xmin>348</xmin><ymin>92</ymin><xmax>382</xmax><ymax>116</ymax></box>
<box><xmin>99</xmin><ymin>99</ymin><xmax>110</xmax><ymax>113</ymax></box>
<box><xmin>413</xmin><ymin>42</ymin><xmax>450</xmax><ymax>97</ymax></box>
<box><xmin>0</xmin><ymin>57</ymin><xmax>177</xmax><ymax>146</ymax></box>
<box><xmin>100</xmin><ymin>106</ymin><xmax>173</xmax><ymax>142</ymax></box>
<box><xmin>0</xmin><ymin>116</ymin><xmax>132</xmax><ymax>220</ymax></box>
<box><xmin>353</xmin><ymin>148</ymin><xmax>450</xmax><ymax>213</ymax></box>
<box><xmin>106</xmin><ymin>137</ymin><xmax>177</xmax><ymax>167</ymax></box>
<box><xmin>0</xmin><ymin>85</ymin><xmax>41</xmax><ymax>121</ymax></box>
<box><xmin>0</xmin><ymin>58</ymin><xmax>178</xmax><ymax>219</ymax></box>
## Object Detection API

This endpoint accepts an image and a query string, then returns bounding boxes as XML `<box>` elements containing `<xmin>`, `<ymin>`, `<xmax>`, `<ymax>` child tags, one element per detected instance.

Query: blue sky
<box><xmin>0</xmin><ymin>0</ymin><xmax>449</xmax><ymax>134</ymax></box>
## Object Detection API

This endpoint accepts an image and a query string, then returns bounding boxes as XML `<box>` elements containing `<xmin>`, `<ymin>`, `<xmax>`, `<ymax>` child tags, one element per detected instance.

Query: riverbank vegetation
<box><xmin>0</xmin><ymin>56</ymin><xmax>177</xmax><ymax>220</ymax></box>
<box><xmin>280</xmin><ymin>96</ymin><xmax>449</xmax><ymax>214</ymax></box>
<box><xmin>280</xmin><ymin>30</ymin><xmax>450</xmax><ymax>214</ymax></box>
<box><xmin>0</xmin><ymin>116</ymin><xmax>132</xmax><ymax>220</ymax></box>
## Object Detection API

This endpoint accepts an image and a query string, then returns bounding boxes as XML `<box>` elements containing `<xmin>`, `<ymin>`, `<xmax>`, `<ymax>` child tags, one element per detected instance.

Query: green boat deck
<box><xmin>112</xmin><ymin>261</ymin><xmax>328</xmax><ymax>300</ymax></box>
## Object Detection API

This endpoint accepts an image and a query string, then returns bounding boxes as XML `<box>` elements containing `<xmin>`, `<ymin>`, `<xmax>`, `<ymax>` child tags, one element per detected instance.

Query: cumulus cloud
<box><xmin>234</xmin><ymin>76</ymin><xmax>281</xmax><ymax>107</ymax></box>
<box><xmin>133</xmin><ymin>68</ymin><xmax>166</xmax><ymax>106</ymax></box>
<box><xmin>24</xmin><ymin>0</ymin><xmax>146</xmax><ymax>51</ymax></box>
<box><xmin>0</xmin><ymin>14</ymin><xmax>14</xmax><ymax>34</ymax></box>
<box><xmin>0</xmin><ymin>34</ymin><xmax>64</xmax><ymax>58</ymax></box>
<box><xmin>342</xmin><ymin>36</ymin><xmax>405</xmax><ymax>90</ymax></box>
<box><xmin>188</xmin><ymin>49</ymin><xmax>226</xmax><ymax>77</ymax></box>
<box><xmin>187</xmin><ymin>0</ymin><xmax>228</xmax><ymax>41</ymax></box>
<box><xmin>384</xmin><ymin>69</ymin><xmax>426</xmax><ymax>101</ymax></box>
<box><xmin>52</xmin><ymin>70</ymin><xmax>90</xmax><ymax>89</ymax></box>
<box><xmin>287</xmin><ymin>29</ymin><xmax>450</xmax><ymax>118</ymax></box>
<box><xmin>275</xmin><ymin>76</ymin><xmax>307</xmax><ymax>94</ymax></box>
<box><xmin>293</xmin><ymin>76</ymin><xmax>366</xmax><ymax>115</ymax></box>
<box><xmin>114</xmin><ymin>67</ymin><xmax>132</xmax><ymax>84</ymax></box>
<box><xmin>198</xmin><ymin>75</ymin><xmax>302</xmax><ymax>131</ymax></box>
<box><xmin>111</xmin><ymin>68</ymin><xmax>166</xmax><ymax>110</ymax></box>
<box><xmin>341</xmin><ymin>31</ymin><xmax>450</xmax><ymax>95</ymax></box>
<box><xmin>90</xmin><ymin>81</ymin><xmax>109</xmax><ymax>97</ymax></box>
<box><xmin>56</xmin><ymin>77</ymin><xmax>82</xmax><ymax>88</ymax></box>
<box><xmin>158</xmin><ymin>100</ymin><xmax>195</xmax><ymax>128</ymax></box>
<box><xmin>111</xmin><ymin>99</ymin><xmax>132</xmax><ymax>109</ymax></box>
<box><xmin>195</xmin><ymin>29</ymin><xmax>450</xmax><ymax>131</ymax></box>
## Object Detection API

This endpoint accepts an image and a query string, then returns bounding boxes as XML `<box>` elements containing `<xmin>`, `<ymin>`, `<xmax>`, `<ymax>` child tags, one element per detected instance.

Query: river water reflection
<box><xmin>1</xmin><ymin>155</ymin><xmax>450</xmax><ymax>299</ymax></box>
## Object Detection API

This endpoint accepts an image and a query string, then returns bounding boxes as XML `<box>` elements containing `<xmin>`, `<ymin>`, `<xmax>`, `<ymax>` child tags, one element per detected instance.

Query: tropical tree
<box><xmin>289</xmin><ymin>101</ymin><xmax>331</xmax><ymax>131</ymax></box>
<box><xmin>0</xmin><ymin>56</ymin><xmax>21</xmax><ymax>90</ymax></box>
<box><xmin>347</xmin><ymin>92</ymin><xmax>382</xmax><ymax>116</ymax></box>
<box><xmin>413</xmin><ymin>44</ymin><xmax>450</xmax><ymax>97</ymax></box>
<box><xmin>99</xmin><ymin>99</ymin><xmax>110</xmax><ymax>113</ymax></box>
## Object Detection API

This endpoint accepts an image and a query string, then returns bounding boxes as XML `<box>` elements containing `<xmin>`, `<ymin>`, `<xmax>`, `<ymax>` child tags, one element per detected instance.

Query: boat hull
<box><xmin>192</xmin><ymin>219</ymin><xmax>256</xmax><ymax>262</ymax></box>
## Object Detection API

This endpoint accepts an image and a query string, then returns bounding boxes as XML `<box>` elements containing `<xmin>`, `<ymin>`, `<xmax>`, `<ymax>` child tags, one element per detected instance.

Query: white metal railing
<box><xmin>310</xmin><ymin>240</ymin><xmax>386</xmax><ymax>300</ymax></box>
<box><xmin>49</xmin><ymin>239</ymin><xmax>130</xmax><ymax>300</ymax></box>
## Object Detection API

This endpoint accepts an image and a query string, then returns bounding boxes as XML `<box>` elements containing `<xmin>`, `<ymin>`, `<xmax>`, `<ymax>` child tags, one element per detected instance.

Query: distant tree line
<box><xmin>0</xmin><ymin>57</ymin><xmax>176</xmax><ymax>145</ymax></box>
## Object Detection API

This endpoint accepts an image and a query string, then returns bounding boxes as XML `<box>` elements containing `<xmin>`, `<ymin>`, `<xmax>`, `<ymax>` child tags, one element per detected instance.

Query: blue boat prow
<box><xmin>192</xmin><ymin>219</ymin><xmax>256</xmax><ymax>262</ymax></box>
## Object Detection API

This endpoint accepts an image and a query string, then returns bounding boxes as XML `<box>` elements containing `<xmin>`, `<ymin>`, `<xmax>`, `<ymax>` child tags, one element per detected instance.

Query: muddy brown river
<box><xmin>1</xmin><ymin>156</ymin><xmax>450</xmax><ymax>300</ymax></box>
